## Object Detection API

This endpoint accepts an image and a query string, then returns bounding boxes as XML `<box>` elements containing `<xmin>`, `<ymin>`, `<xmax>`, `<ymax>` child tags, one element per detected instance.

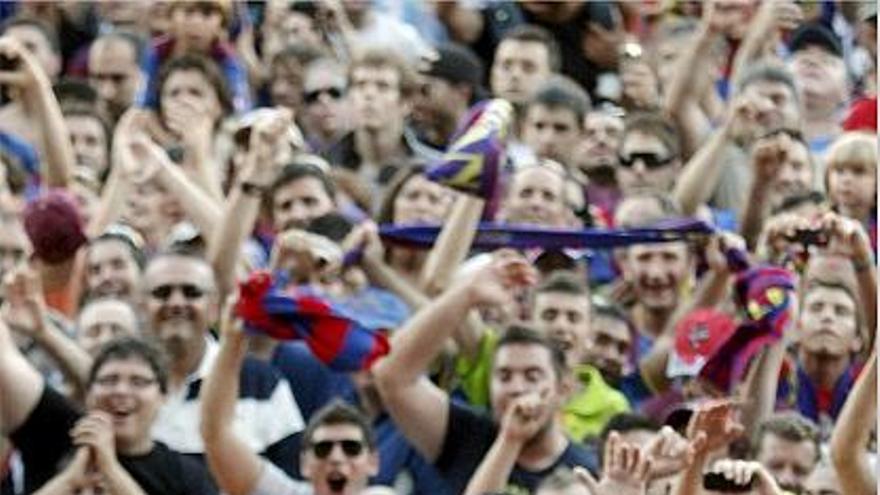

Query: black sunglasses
<box><xmin>311</xmin><ymin>439</ymin><xmax>364</xmax><ymax>459</ymax></box>
<box><xmin>304</xmin><ymin>87</ymin><xmax>345</xmax><ymax>104</ymax></box>
<box><xmin>618</xmin><ymin>152</ymin><xmax>675</xmax><ymax>169</ymax></box>
<box><xmin>149</xmin><ymin>283</ymin><xmax>206</xmax><ymax>301</ymax></box>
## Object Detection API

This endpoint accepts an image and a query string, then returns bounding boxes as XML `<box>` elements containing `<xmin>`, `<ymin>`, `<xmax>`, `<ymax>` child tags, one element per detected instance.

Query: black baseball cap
<box><xmin>423</xmin><ymin>42</ymin><xmax>484</xmax><ymax>89</ymax></box>
<box><xmin>789</xmin><ymin>22</ymin><xmax>843</xmax><ymax>58</ymax></box>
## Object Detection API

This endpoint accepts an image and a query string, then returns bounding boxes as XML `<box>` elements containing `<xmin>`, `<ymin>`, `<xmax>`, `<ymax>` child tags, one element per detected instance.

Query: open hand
<box><xmin>686</xmin><ymin>399</ymin><xmax>744</xmax><ymax>457</ymax></box>
<box><xmin>0</xmin><ymin>265</ymin><xmax>47</xmax><ymax>337</ymax></box>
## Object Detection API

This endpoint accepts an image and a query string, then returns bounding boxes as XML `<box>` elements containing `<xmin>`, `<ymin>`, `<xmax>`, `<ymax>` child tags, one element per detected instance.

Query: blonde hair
<box><xmin>824</xmin><ymin>132</ymin><xmax>878</xmax><ymax>192</ymax></box>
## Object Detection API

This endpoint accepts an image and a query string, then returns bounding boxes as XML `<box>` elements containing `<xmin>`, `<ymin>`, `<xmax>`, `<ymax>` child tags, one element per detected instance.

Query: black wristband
<box><xmin>240</xmin><ymin>181</ymin><xmax>268</xmax><ymax>197</ymax></box>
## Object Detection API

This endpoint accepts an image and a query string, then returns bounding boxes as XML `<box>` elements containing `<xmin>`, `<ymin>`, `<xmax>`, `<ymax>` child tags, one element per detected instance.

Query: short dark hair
<box><xmin>499</xmin><ymin>24</ymin><xmax>561</xmax><ymax>72</ymax></box>
<box><xmin>301</xmin><ymin>400</ymin><xmax>376</xmax><ymax>451</ymax></box>
<box><xmin>752</xmin><ymin>412</ymin><xmax>820</xmax><ymax>462</ymax></box>
<box><xmin>591</xmin><ymin>298</ymin><xmax>635</xmax><ymax>333</ymax></box>
<box><xmin>527</xmin><ymin>75</ymin><xmax>591</xmax><ymax>124</ymax></box>
<box><xmin>536</xmin><ymin>270</ymin><xmax>589</xmax><ymax>297</ymax></box>
<box><xmin>156</xmin><ymin>54</ymin><xmax>233</xmax><ymax>117</ymax></box>
<box><xmin>614</xmin><ymin>191</ymin><xmax>682</xmax><ymax>229</ymax></box>
<box><xmin>272</xmin><ymin>42</ymin><xmax>326</xmax><ymax>71</ymax></box>
<box><xmin>88</xmin><ymin>337</ymin><xmax>169</xmax><ymax>394</ymax></box>
<box><xmin>54</xmin><ymin>79</ymin><xmax>99</xmax><ymax>108</ymax></box>
<box><xmin>495</xmin><ymin>324</ymin><xmax>568</xmax><ymax>381</ymax></box>
<box><xmin>270</xmin><ymin>162</ymin><xmax>336</xmax><ymax>202</ymax></box>
<box><xmin>735</xmin><ymin>62</ymin><xmax>800</xmax><ymax>104</ymax></box>
<box><xmin>623</xmin><ymin>111</ymin><xmax>682</xmax><ymax>160</ymax></box>
<box><xmin>771</xmin><ymin>190</ymin><xmax>826</xmax><ymax>216</ymax></box>
<box><xmin>1</xmin><ymin>17</ymin><xmax>60</xmax><ymax>54</ymax></box>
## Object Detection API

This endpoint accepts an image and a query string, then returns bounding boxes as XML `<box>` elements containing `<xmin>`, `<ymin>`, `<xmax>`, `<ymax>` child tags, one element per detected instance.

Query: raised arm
<box><xmin>208</xmin><ymin>109</ymin><xmax>292</xmax><ymax>299</ymax></box>
<box><xmin>829</xmin><ymin>351</ymin><xmax>876</xmax><ymax>495</ymax></box>
<box><xmin>374</xmin><ymin>252</ymin><xmax>536</xmax><ymax>462</ymax></box>
<box><xmin>822</xmin><ymin>213</ymin><xmax>878</xmax><ymax>350</ymax></box>
<box><xmin>0</xmin><ymin>37</ymin><xmax>75</xmax><ymax>189</ymax></box>
<box><xmin>672</xmin><ymin>95</ymin><xmax>750</xmax><ymax>216</ymax></box>
<box><xmin>729</xmin><ymin>1</ymin><xmax>801</xmax><ymax>90</ymax></box>
<box><xmin>739</xmin><ymin>133</ymin><xmax>795</xmax><ymax>249</ymax></box>
<box><xmin>463</xmin><ymin>392</ymin><xmax>548</xmax><ymax>495</ymax></box>
<box><xmin>0</xmin><ymin>309</ymin><xmax>44</xmax><ymax>436</ymax></box>
<box><xmin>199</xmin><ymin>305</ymin><xmax>265</xmax><ymax>495</ymax></box>
<box><xmin>0</xmin><ymin>265</ymin><xmax>92</xmax><ymax>394</ymax></box>
<box><xmin>163</xmin><ymin>95</ymin><xmax>224</xmax><ymax>201</ymax></box>
<box><xmin>663</xmin><ymin>0</ymin><xmax>724</xmax><ymax>157</ymax></box>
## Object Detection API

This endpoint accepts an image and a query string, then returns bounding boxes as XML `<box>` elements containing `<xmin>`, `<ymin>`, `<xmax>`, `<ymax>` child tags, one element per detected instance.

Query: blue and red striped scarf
<box><xmin>235</xmin><ymin>271</ymin><xmax>390</xmax><ymax>371</ymax></box>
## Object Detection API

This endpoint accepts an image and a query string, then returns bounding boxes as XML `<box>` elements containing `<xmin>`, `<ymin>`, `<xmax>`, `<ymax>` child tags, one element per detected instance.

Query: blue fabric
<box><xmin>778</xmin><ymin>362</ymin><xmax>861</xmax><ymax>424</ymax></box>
<box><xmin>0</xmin><ymin>131</ymin><xmax>40</xmax><ymax>199</ymax></box>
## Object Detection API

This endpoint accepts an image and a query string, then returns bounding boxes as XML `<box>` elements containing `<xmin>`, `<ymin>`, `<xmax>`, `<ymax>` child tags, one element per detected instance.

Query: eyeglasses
<box><xmin>149</xmin><ymin>283</ymin><xmax>206</xmax><ymax>301</ymax></box>
<box><xmin>310</xmin><ymin>439</ymin><xmax>365</xmax><ymax>459</ymax></box>
<box><xmin>618</xmin><ymin>152</ymin><xmax>675</xmax><ymax>170</ymax></box>
<box><xmin>304</xmin><ymin>87</ymin><xmax>345</xmax><ymax>104</ymax></box>
<box><xmin>93</xmin><ymin>374</ymin><xmax>158</xmax><ymax>390</ymax></box>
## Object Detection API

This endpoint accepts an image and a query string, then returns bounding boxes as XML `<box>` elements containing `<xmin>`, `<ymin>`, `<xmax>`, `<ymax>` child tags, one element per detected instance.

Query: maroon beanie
<box><xmin>23</xmin><ymin>189</ymin><xmax>88</xmax><ymax>263</ymax></box>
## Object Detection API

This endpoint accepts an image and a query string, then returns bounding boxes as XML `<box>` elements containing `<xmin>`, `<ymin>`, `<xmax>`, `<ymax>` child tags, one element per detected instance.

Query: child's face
<box><xmin>828</xmin><ymin>160</ymin><xmax>876</xmax><ymax>215</ymax></box>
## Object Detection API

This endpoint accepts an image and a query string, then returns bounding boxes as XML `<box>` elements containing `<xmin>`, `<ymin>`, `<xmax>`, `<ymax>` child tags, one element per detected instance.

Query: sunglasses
<box><xmin>310</xmin><ymin>439</ymin><xmax>365</xmax><ymax>459</ymax></box>
<box><xmin>304</xmin><ymin>87</ymin><xmax>345</xmax><ymax>104</ymax></box>
<box><xmin>618</xmin><ymin>152</ymin><xmax>675</xmax><ymax>170</ymax></box>
<box><xmin>149</xmin><ymin>283</ymin><xmax>206</xmax><ymax>301</ymax></box>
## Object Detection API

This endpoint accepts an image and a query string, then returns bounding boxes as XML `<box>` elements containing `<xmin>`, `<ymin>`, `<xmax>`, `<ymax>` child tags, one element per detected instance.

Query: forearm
<box><xmin>673</xmin><ymin>454</ymin><xmax>707</xmax><ymax>495</ymax></box>
<box><xmin>380</xmin><ymin>285</ymin><xmax>475</xmax><ymax>388</ymax></box>
<box><xmin>664</xmin><ymin>27</ymin><xmax>716</xmax><ymax>155</ymax></box>
<box><xmin>739</xmin><ymin>340</ymin><xmax>785</xmax><ymax>435</ymax></box>
<box><xmin>200</xmin><ymin>332</ymin><xmax>246</xmax><ymax>440</ymax></box>
<box><xmin>830</xmin><ymin>352</ymin><xmax>876</xmax><ymax>495</ymax></box>
<box><xmin>88</xmin><ymin>165</ymin><xmax>130</xmax><ymax>237</ymax></box>
<box><xmin>463</xmin><ymin>436</ymin><xmax>521</xmax><ymax>495</ymax></box>
<box><xmin>27</xmin><ymin>81</ymin><xmax>75</xmax><ymax>189</ymax></box>
<box><xmin>672</xmin><ymin>125</ymin><xmax>732</xmax><ymax>216</ymax></box>
<box><xmin>188</xmin><ymin>144</ymin><xmax>224</xmax><ymax>202</ymax></box>
<box><xmin>853</xmin><ymin>261</ymin><xmax>876</xmax><ymax>350</ymax></box>
<box><xmin>32</xmin><ymin>317</ymin><xmax>93</xmax><ymax>393</ymax></box>
<box><xmin>155</xmin><ymin>160</ymin><xmax>222</xmax><ymax>238</ymax></box>
<box><xmin>419</xmin><ymin>196</ymin><xmax>483</xmax><ymax>295</ymax></box>
<box><xmin>0</xmin><ymin>321</ymin><xmax>45</xmax><ymax>435</ymax></box>
<box><xmin>361</xmin><ymin>257</ymin><xmax>429</xmax><ymax>310</ymax></box>
<box><xmin>207</xmin><ymin>188</ymin><xmax>262</xmax><ymax>299</ymax></box>
<box><xmin>739</xmin><ymin>184</ymin><xmax>770</xmax><ymax>250</ymax></box>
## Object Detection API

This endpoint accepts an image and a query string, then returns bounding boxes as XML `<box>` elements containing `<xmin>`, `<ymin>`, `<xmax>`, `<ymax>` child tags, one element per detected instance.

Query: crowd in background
<box><xmin>0</xmin><ymin>1</ymin><xmax>876</xmax><ymax>494</ymax></box>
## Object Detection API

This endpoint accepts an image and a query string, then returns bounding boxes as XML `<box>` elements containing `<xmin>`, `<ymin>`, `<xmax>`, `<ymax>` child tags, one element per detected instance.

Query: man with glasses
<box><xmin>301</xmin><ymin>57</ymin><xmax>351</xmax><ymax>154</ymax></box>
<box><xmin>615</xmin><ymin>112</ymin><xmax>682</xmax><ymax>198</ymax></box>
<box><xmin>141</xmin><ymin>248</ymin><xmax>305</xmax><ymax>479</ymax></box>
<box><xmin>201</xmin><ymin>305</ymin><xmax>384</xmax><ymax>495</ymax></box>
<box><xmin>0</xmin><ymin>331</ymin><xmax>218</xmax><ymax>493</ymax></box>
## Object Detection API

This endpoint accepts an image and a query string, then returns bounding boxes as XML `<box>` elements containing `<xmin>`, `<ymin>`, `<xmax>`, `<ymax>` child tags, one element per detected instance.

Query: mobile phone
<box><xmin>619</xmin><ymin>42</ymin><xmax>643</xmax><ymax>61</ymax></box>
<box><xmin>789</xmin><ymin>228</ymin><xmax>828</xmax><ymax>247</ymax></box>
<box><xmin>703</xmin><ymin>472</ymin><xmax>755</xmax><ymax>492</ymax></box>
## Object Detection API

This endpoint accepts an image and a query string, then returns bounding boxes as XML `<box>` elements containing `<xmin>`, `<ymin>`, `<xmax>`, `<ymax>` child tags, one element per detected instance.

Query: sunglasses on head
<box><xmin>618</xmin><ymin>152</ymin><xmax>675</xmax><ymax>169</ymax></box>
<box><xmin>310</xmin><ymin>439</ymin><xmax>365</xmax><ymax>459</ymax></box>
<box><xmin>304</xmin><ymin>87</ymin><xmax>345</xmax><ymax>104</ymax></box>
<box><xmin>149</xmin><ymin>283</ymin><xmax>206</xmax><ymax>301</ymax></box>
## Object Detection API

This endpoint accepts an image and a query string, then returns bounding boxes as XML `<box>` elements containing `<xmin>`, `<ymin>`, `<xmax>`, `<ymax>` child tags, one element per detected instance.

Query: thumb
<box><xmin>573</xmin><ymin>466</ymin><xmax>599</xmax><ymax>494</ymax></box>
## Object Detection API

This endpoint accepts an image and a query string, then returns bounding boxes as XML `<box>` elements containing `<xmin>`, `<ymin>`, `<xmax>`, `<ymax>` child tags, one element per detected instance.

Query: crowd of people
<box><xmin>0</xmin><ymin>0</ymin><xmax>875</xmax><ymax>494</ymax></box>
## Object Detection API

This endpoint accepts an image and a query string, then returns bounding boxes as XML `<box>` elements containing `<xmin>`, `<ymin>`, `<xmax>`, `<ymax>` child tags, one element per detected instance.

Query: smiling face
<box><xmin>142</xmin><ymin>255</ymin><xmax>217</xmax><ymax>362</ymax></box>
<box><xmin>86</xmin><ymin>238</ymin><xmax>141</xmax><ymax>301</ymax></box>
<box><xmin>622</xmin><ymin>242</ymin><xmax>691</xmax><ymax>313</ymax></box>
<box><xmin>301</xmin><ymin>423</ymin><xmax>378</xmax><ymax>495</ymax></box>
<box><xmin>85</xmin><ymin>356</ymin><xmax>164</xmax><ymax>454</ymax></box>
